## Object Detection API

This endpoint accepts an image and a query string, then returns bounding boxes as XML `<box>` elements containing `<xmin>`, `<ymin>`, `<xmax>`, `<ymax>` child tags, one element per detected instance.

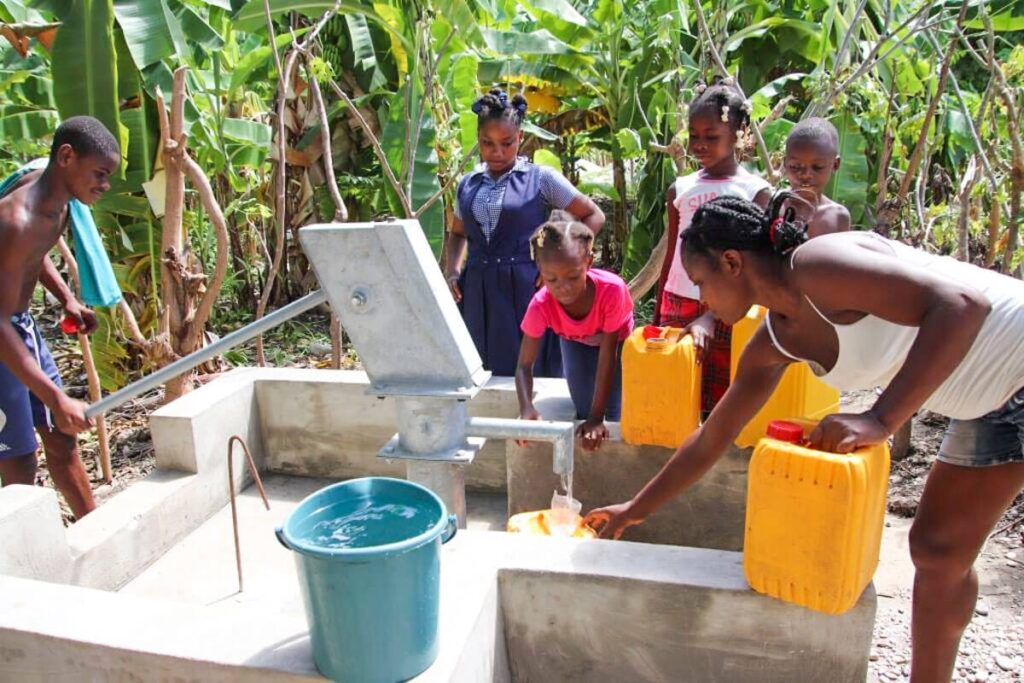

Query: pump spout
<box><xmin>464</xmin><ymin>417</ymin><xmax>575</xmax><ymax>476</ymax></box>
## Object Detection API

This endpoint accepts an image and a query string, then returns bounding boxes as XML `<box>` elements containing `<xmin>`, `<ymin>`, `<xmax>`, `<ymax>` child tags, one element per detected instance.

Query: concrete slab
<box><xmin>121</xmin><ymin>475</ymin><xmax>508</xmax><ymax>607</ymax></box>
<box><xmin>1</xmin><ymin>524</ymin><xmax>874</xmax><ymax>682</ymax></box>
<box><xmin>501</xmin><ymin>568</ymin><xmax>874</xmax><ymax>682</ymax></box>
<box><xmin>151</xmin><ymin>367</ymin><xmax>265</xmax><ymax>473</ymax></box>
<box><xmin>0</xmin><ymin>485</ymin><xmax>70</xmax><ymax>584</ymax></box>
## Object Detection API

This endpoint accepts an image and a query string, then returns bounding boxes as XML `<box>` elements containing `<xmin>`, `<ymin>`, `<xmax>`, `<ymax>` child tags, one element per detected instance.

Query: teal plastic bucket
<box><xmin>275</xmin><ymin>477</ymin><xmax>457</xmax><ymax>682</ymax></box>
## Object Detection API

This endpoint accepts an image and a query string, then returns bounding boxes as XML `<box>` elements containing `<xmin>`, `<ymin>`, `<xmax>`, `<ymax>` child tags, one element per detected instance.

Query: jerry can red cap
<box><xmin>642</xmin><ymin>325</ymin><xmax>663</xmax><ymax>340</ymax></box>
<box><xmin>766</xmin><ymin>420</ymin><xmax>804</xmax><ymax>443</ymax></box>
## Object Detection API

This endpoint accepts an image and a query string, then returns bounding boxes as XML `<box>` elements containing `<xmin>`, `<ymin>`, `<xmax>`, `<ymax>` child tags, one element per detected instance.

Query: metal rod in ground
<box><xmin>228</xmin><ymin>435</ymin><xmax>271</xmax><ymax>593</ymax></box>
<box><xmin>85</xmin><ymin>289</ymin><xmax>328</xmax><ymax>419</ymax></box>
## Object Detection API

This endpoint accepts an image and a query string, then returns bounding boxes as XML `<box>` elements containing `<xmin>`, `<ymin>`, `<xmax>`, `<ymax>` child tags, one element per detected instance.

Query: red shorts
<box><xmin>658</xmin><ymin>291</ymin><xmax>732</xmax><ymax>414</ymax></box>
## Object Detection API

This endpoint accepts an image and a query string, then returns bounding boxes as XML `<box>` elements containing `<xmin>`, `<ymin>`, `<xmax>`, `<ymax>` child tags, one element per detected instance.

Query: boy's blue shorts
<box><xmin>0</xmin><ymin>313</ymin><xmax>63</xmax><ymax>459</ymax></box>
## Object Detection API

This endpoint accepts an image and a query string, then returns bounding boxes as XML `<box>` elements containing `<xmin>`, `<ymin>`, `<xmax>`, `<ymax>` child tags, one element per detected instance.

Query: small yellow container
<box><xmin>620</xmin><ymin>325</ymin><xmax>701</xmax><ymax>448</ymax></box>
<box><xmin>743</xmin><ymin>419</ymin><xmax>890</xmax><ymax>615</ymax></box>
<box><xmin>730</xmin><ymin>306</ymin><xmax>840</xmax><ymax>448</ymax></box>
<box><xmin>507</xmin><ymin>510</ymin><xmax>597</xmax><ymax>539</ymax></box>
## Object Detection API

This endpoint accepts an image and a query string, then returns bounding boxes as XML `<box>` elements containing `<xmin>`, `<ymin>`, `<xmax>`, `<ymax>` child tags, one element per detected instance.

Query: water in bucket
<box><xmin>309</xmin><ymin>502</ymin><xmax>435</xmax><ymax>549</ymax></box>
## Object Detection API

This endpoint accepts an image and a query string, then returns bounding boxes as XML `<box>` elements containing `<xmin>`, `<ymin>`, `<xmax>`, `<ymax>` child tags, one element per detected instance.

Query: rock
<box><xmin>974</xmin><ymin>671</ymin><xmax>990</xmax><ymax>682</ymax></box>
<box><xmin>995</xmin><ymin>655</ymin><xmax>1015</xmax><ymax>672</ymax></box>
<box><xmin>901</xmin><ymin>664</ymin><xmax>910</xmax><ymax>677</ymax></box>
<box><xmin>1006</xmin><ymin>559</ymin><xmax>1020</xmax><ymax>568</ymax></box>
<box><xmin>870</xmin><ymin>653</ymin><xmax>879</xmax><ymax>662</ymax></box>
<box><xmin>308</xmin><ymin>341</ymin><xmax>332</xmax><ymax>355</ymax></box>
<box><xmin>974</xmin><ymin>602</ymin><xmax>990</xmax><ymax>616</ymax></box>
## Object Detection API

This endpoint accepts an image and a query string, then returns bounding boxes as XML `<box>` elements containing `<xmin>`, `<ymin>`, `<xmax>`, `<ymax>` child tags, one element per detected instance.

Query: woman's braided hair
<box><xmin>529</xmin><ymin>210</ymin><xmax>594</xmax><ymax>261</ymax></box>
<box><xmin>681</xmin><ymin>191</ymin><xmax>808</xmax><ymax>260</ymax></box>
<box><xmin>472</xmin><ymin>88</ymin><xmax>528</xmax><ymax>129</ymax></box>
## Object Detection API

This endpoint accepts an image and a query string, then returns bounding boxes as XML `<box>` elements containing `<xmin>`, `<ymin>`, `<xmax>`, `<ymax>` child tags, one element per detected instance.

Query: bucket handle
<box><xmin>441</xmin><ymin>514</ymin><xmax>458</xmax><ymax>544</ymax></box>
<box><xmin>275</xmin><ymin>526</ymin><xmax>292</xmax><ymax>550</ymax></box>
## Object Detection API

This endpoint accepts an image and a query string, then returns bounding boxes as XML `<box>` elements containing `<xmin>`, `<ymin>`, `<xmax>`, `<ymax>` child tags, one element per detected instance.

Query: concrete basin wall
<box><xmin>245</xmin><ymin>368</ymin><xmax>751</xmax><ymax>550</ymax></box>
<box><xmin>252</xmin><ymin>369</ymin><xmax>534</xmax><ymax>492</ymax></box>
<box><xmin>507</xmin><ymin>438</ymin><xmax>750</xmax><ymax>550</ymax></box>
<box><xmin>0</xmin><ymin>532</ymin><xmax>874</xmax><ymax>682</ymax></box>
<box><xmin>0</xmin><ymin>367</ymin><xmax>753</xmax><ymax>593</ymax></box>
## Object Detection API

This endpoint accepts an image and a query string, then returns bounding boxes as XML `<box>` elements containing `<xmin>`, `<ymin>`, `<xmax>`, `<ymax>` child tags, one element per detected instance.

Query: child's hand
<box><xmin>577</xmin><ymin>418</ymin><xmax>609</xmax><ymax>451</ymax></box>
<box><xmin>515</xmin><ymin>407</ymin><xmax>541</xmax><ymax>447</ymax></box>
<box><xmin>63</xmin><ymin>299</ymin><xmax>98</xmax><ymax>334</ymax></box>
<box><xmin>684</xmin><ymin>312</ymin><xmax>715</xmax><ymax>364</ymax></box>
<box><xmin>445</xmin><ymin>273</ymin><xmax>462</xmax><ymax>303</ymax></box>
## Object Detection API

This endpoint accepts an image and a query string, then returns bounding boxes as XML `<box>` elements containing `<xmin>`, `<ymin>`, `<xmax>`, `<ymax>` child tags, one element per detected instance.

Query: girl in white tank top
<box><xmin>586</xmin><ymin>193</ymin><xmax>1024</xmax><ymax>683</ymax></box>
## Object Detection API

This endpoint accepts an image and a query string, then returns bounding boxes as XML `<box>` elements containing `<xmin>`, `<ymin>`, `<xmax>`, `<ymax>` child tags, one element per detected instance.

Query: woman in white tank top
<box><xmin>586</xmin><ymin>193</ymin><xmax>1024</xmax><ymax>683</ymax></box>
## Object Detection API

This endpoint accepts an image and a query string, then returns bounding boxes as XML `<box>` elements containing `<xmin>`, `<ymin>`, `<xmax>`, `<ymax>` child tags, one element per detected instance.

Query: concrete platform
<box><xmin>1</xmin><ymin>477</ymin><xmax>875</xmax><ymax>682</ymax></box>
<box><xmin>120</xmin><ymin>475</ymin><xmax>508</xmax><ymax>606</ymax></box>
<box><xmin>0</xmin><ymin>368</ymin><xmax>877</xmax><ymax>681</ymax></box>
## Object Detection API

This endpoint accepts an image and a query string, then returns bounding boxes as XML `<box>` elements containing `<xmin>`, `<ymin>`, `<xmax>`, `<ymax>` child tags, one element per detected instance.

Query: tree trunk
<box><xmin>875</xmin><ymin>2</ymin><xmax>967</xmax><ymax>236</ymax></box>
<box><xmin>1002</xmin><ymin>167</ymin><xmax>1022</xmax><ymax>272</ymax></box>
<box><xmin>219</xmin><ymin>174</ymin><xmax>255</xmax><ymax>311</ymax></box>
<box><xmin>612</xmin><ymin>155</ymin><xmax>628</xmax><ymax>268</ymax></box>
<box><xmin>891</xmin><ymin>419</ymin><xmax>913</xmax><ymax>462</ymax></box>
<box><xmin>156</xmin><ymin>67</ymin><xmax>231</xmax><ymax>403</ymax></box>
<box><xmin>158</xmin><ymin>69</ymin><xmax>190</xmax><ymax>402</ymax></box>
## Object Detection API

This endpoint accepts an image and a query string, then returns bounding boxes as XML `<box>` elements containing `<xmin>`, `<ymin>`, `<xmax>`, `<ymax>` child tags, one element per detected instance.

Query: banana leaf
<box><xmin>51</xmin><ymin>0</ymin><xmax>123</xmax><ymax>161</ymax></box>
<box><xmin>112</xmin><ymin>0</ymin><xmax>174</xmax><ymax>70</ymax></box>
<box><xmin>380</xmin><ymin>82</ymin><xmax>444</xmax><ymax>255</ymax></box>
<box><xmin>0</xmin><ymin>103</ymin><xmax>58</xmax><ymax>139</ymax></box>
<box><xmin>481</xmin><ymin>28</ymin><xmax>575</xmax><ymax>55</ymax></box>
<box><xmin>825</xmin><ymin>110</ymin><xmax>870</xmax><ymax>227</ymax></box>
<box><xmin>232</xmin><ymin>0</ymin><xmax>411</xmax><ymax>54</ymax></box>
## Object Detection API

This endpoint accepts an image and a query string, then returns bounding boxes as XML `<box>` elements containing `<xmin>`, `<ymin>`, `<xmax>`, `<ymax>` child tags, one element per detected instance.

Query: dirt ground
<box><xmin>27</xmin><ymin>316</ymin><xmax>1024</xmax><ymax>681</ymax></box>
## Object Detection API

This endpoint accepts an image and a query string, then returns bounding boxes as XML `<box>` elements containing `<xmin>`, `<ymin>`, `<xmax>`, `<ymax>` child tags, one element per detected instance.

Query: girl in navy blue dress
<box><xmin>443</xmin><ymin>89</ymin><xmax>605</xmax><ymax>377</ymax></box>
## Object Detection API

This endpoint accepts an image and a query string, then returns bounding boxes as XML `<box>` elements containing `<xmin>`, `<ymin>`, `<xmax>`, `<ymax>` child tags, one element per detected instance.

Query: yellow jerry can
<box><xmin>731</xmin><ymin>306</ymin><xmax>840</xmax><ymax>448</ymax></box>
<box><xmin>621</xmin><ymin>325</ymin><xmax>701</xmax><ymax>448</ymax></box>
<box><xmin>507</xmin><ymin>510</ymin><xmax>597</xmax><ymax>539</ymax></box>
<box><xmin>743</xmin><ymin>419</ymin><xmax>890</xmax><ymax>615</ymax></box>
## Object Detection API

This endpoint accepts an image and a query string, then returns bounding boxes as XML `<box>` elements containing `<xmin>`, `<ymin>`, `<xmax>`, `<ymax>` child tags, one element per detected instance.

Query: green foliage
<box><xmin>825</xmin><ymin>111</ymin><xmax>870</xmax><ymax>227</ymax></box>
<box><xmin>51</xmin><ymin>0</ymin><xmax>123</xmax><ymax>164</ymax></box>
<box><xmin>1</xmin><ymin>0</ymin><xmax>1019</xmax><ymax>392</ymax></box>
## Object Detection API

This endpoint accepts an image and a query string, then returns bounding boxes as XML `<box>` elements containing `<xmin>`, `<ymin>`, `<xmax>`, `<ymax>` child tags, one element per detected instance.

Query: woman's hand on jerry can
<box><xmin>808</xmin><ymin>412</ymin><xmax>890</xmax><ymax>454</ymax></box>
<box><xmin>584</xmin><ymin>500</ymin><xmax>643</xmax><ymax>540</ymax></box>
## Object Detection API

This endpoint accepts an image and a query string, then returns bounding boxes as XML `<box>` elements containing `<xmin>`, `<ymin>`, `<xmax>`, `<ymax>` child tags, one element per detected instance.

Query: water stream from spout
<box><xmin>549</xmin><ymin>470</ymin><xmax>578</xmax><ymax>537</ymax></box>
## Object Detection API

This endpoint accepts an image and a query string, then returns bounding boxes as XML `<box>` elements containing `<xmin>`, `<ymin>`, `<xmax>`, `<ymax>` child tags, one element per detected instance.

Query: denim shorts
<box><xmin>0</xmin><ymin>313</ymin><xmax>64</xmax><ymax>458</ymax></box>
<box><xmin>938</xmin><ymin>386</ymin><xmax>1024</xmax><ymax>468</ymax></box>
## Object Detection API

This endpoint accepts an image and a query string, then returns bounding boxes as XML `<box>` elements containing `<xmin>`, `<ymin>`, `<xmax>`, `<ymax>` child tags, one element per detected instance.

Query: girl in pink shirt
<box><xmin>516</xmin><ymin>211</ymin><xmax>634</xmax><ymax>450</ymax></box>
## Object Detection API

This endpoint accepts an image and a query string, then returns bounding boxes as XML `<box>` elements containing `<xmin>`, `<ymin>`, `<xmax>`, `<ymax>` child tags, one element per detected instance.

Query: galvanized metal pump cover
<box><xmin>300</xmin><ymin>219</ymin><xmax>491</xmax><ymax>398</ymax></box>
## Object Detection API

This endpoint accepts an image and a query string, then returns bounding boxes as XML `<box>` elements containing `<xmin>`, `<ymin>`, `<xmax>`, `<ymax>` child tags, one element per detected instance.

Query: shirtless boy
<box><xmin>0</xmin><ymin>116</ymin><xmax>120</xmax><ymax>519</ymax></box>
<box><xmin>783</xmin><ymin>117</ymin><xmax>852</xmax><ymax>237</ymax></box>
